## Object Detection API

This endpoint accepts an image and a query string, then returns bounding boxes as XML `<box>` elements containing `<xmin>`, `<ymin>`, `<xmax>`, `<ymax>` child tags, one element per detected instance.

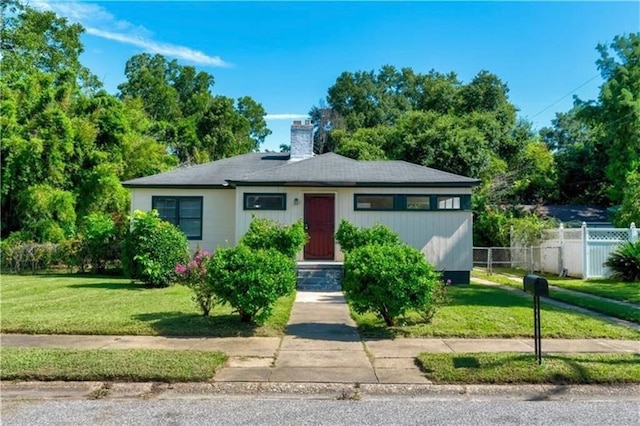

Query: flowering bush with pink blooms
<box><xmin>175</xmin><ymin>248</ymin><xmax>216</xmax><ymax>316</ymax></box>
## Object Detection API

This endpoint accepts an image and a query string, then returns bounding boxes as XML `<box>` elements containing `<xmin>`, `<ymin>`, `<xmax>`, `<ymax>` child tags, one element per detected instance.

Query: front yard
<box><xmin>0</xmin><ymin>274</ymin><xmax>295</xmax><ymax>337</ymax></box>
<box><xmin>472</xmin><ymin>268</ymin><xmax>640</xmax><ymax>323</ymax></box>
<box><xmin>351</xmin><ymin>283</ymin><xmax>640</xmax><ymax>339</ymax></box>
<box><xmin>478</xmin><ymin>267</ymin><xmax>640</xmax><ymax>304</ymax></box>
<box><xmin>417</xmin><ymin>352</ymin><xmax>640</xmax><ymax>384</ymax></box>
<box><xmin>0</xmin><ymin>347</ymin><xmax>227</xmax><ymax>382</ymax></box>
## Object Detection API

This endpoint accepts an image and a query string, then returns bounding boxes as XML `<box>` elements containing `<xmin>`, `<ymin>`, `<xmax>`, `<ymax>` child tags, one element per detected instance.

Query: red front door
<box><xmin>304</xmin><ymin>194</ymin><xmax>335</xmax><ymax>260</ymax></box>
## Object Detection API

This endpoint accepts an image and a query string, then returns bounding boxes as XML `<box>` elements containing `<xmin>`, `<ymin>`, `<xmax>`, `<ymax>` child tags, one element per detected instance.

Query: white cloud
<box><xmin>85</xmin><ymin>27</ymin><xmax>229</xmax><ymax>67</ymax></box>
<box><xmin>265</xmin><ymin>114</ymin><xmax>309</xmax><ymax>120</ymax></box>
<box><xmin>32</xmin><ymin>0</ymin><xmax>230</xmax><ymax>67</ymax></box>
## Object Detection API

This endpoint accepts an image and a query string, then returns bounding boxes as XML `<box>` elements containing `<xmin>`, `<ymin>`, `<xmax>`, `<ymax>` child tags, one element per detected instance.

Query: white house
<box><xmin>123</xmin><ymin>120</ymin><xmax>480</xmax><ymax>283</ymax></box>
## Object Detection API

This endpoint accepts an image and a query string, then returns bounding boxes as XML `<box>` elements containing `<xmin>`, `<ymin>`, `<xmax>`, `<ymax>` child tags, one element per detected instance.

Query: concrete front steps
<box><xmin>296</xmin><ymin>262</ymin><xmax>343</xmax><ymax>291</ymax></box>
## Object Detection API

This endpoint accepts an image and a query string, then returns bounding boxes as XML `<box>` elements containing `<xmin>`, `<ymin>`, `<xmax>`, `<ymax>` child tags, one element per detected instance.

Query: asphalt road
<box><xmin>3</xmin><ymin>398</ymin><xmax>639</xmax><ymax>426</ymax></box>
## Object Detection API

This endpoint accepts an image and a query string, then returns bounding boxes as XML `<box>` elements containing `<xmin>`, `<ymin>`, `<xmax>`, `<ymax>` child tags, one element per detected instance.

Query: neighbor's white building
<box><xmin>123</xmin><ymin>121</ymin><xmax>479</xmax><ymax>283</ymax></box>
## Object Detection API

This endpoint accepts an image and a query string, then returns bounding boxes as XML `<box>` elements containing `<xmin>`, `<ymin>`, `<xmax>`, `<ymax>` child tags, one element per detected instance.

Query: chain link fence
<box><xmin>473</xmin><ymin>246</ymin><xmax>562</xmax><ymax>275</ymax></box>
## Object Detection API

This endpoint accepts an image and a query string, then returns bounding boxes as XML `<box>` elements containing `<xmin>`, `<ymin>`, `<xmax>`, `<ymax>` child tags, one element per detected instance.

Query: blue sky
<box><xmin>36</xmin><ymin>1</ymin><xmax>639</xmax><ymax>152</ymax></box>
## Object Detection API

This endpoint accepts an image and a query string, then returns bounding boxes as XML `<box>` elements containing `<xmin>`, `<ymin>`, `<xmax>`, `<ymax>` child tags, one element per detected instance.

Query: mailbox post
<box><xmin>523</xmin><ymin>274</ymin><xmax>549</xmax><ymax>365</ymax></box>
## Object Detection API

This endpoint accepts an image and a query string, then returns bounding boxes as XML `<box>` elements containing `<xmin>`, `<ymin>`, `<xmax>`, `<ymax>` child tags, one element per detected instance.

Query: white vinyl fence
<box><xmin>504</xmin><ymin>222</ymin><xmax>638</xmax><ymax>278</ymax></box>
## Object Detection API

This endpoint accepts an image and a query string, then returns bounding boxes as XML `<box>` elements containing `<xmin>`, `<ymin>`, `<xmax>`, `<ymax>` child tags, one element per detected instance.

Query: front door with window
<box><xmin>303</xmin><ymin>194</ymin><xmax>335</xmax><ymax>260</ymax></box>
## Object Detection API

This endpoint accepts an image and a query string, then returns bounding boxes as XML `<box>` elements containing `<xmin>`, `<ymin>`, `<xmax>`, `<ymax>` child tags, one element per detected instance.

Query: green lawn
<box><xmin>416</xmin><ymin>352</ymin><xmax>640</xmax><ymax>384</ymax></box>
<box><xmin>472</xmin><ymin>270</ymin><xmax>640</xmax><ymax>323</ymax></box>
<box><xmin>0</xmin><ymin>347</ymin><xmax>227</xmax><ymax>382</ymax></box>
<box><xmin>0</xmin><ymin>274</ymin><xmax>295</xmax><ymax>337</ymax></box>
<box><xmin>479</xmin><ymin>267</ymin><xmax>640</xmax><ymax>304</ymax></box>
<box><xmin>350</xmin><ymin>284</ymin><xmax>640</xmax><ymax>339</ymax></box>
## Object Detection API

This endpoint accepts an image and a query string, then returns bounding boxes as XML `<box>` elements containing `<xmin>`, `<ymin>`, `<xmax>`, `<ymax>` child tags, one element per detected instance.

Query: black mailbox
<box><xmin>523</xmin><ymin>274</ymin><xmax>549</xmax><ymax>297</ymax></box>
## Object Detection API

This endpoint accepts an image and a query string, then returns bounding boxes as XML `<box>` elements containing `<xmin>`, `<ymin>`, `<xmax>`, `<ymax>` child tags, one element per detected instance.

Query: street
<box><xmin>3</xmin><ymin>397</ymin><xmax>639</xmax><ymax>426</ymax></box>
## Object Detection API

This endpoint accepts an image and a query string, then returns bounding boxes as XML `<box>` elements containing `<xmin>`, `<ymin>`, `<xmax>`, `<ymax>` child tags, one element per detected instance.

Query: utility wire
<box><xmin>529</xmin><ymin>74</ymin><xmax>601</xmax><ymax>120</ymax></box>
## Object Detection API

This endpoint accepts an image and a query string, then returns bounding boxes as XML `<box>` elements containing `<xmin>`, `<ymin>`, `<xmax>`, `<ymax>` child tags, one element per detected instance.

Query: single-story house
<box><xmin>123</xmin><ymin>120</ymin><xmax>480</xmax><ymax>283</ymax></box>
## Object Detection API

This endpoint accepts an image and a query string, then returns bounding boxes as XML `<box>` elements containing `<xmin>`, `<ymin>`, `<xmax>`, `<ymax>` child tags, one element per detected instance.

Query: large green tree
<box><xmin>1</xmin><ymin>2</ymin><xmax>173</xmax><ymax>239</ymax></box>
<box><xmin>579</xmin><ymin>33</ymin><xmax>640</xmax><ymax>204</ymax></box>
<box><xmin>118</xmin><ymin>53</ymin><xmax>270</xmax><ymax>164</ymax></box>
<box><xmin>315</xmin><ymin>66</ymin><xmax>529</xmax><ymax>185</ymax></box>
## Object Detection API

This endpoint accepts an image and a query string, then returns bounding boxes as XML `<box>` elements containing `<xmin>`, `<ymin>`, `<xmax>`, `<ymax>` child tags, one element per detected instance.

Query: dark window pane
<box><xmin>245</xmin><ymin>194</ymin><xmax>285</xmax><ymax>210</ymax></box>
<box><xmin>154</xmin><ymin>198</ymin><xmax>177</xmax><ymax>221</ymax></box>
<box><xmin>179</xmin><ymin>219</ymin><xmax>201</xmax><ymax>238</ymax></box>
<box><xmin>179</xmin><ymin>198</ymin><xmax>201</xmax><ymax>218</ymax></box>
<box><xmin>406</xmin><ymin>196</ymin><xmax>430</xmax><ymax>210</ymax></box>
<box><xmin>355</xmin><ymin>195</ymin><xmax>393</xmax><ymax>210</ymax></box>
<box><xmin>152</xmin><ymin>196</ymin><xmax>202</xmax><ymax>239</ymax></box>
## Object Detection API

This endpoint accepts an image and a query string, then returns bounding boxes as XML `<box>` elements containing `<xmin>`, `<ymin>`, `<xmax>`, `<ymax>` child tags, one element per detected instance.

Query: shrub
<box><xmin>81</xmin><ymin>213</ymin><xmax>121</xmax><ymax>274</ymax></box>
<box><xmin>604</xmin><ymin>241</ymin><xmax>640</xmax><ymax>282</ymax></box>
<box><xmin>207</xmin><ymin>245</ymin><xmax>296</xmax><ymax>323</ymax></box>
<box><xmin>175</xmin><ymin>248</ymin><xmax>216</xmax><ymax>316</ymax></box>
<box><xmin>17</xmin><ymin>184</ymin><xmax>76</xmax><ymax>243</ymax></box>
<box><xmin>419</xmin><ymin>279</ymin><xmax>452</xmax><ymax>323</ymax></box>
<box><xmin>121</xmin><ymin>210</ymin><xmax>189</xmax><ymax>287</ymax></box>
<box><xmin>239</xmin><ymin>216</ymin><xmax>308</xmax><ymax>259</ymax></box>
<box><xmin>343</xmin><ymin>243</ymin><xmax>441</xmax><ymax>326</ymax></box>
<box><xmin>0</xmin><ymin>233</ymin><xmax>61</xmax><ymax>274</ymax></box>
<box><xmin>335</xmin><ymin>220</ymin><xmax>401</xmax><ymax>253</ymax></box>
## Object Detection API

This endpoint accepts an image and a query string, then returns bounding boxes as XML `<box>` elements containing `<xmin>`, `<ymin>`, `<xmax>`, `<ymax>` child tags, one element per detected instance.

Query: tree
<box><xmin>578</xmin><ymin>33</ymin><xmax>640</xmax><ymax>203</ymax></box>
<box><xmin>118</xmin><ymin>53</ymin><xmax>270</xmax><ymax>164</ymax></box>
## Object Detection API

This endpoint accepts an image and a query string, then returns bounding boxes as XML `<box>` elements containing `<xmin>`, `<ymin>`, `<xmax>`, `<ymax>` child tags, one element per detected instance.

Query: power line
<box><xmin>529</xmin><ymin>74</ymin><xmax>601</xmax><ymax>120</ymax></box>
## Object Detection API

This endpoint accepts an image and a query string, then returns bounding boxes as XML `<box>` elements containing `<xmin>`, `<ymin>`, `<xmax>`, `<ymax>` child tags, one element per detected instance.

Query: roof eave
<box><xmin>226</xmin><ymin>180</ymin><xmax>479</xmax><ymax>188</ymax></box>
<box><xmin>121</xmin><ymin>183</ymin><xmax>231</xmax><ymax>189</ymax></box>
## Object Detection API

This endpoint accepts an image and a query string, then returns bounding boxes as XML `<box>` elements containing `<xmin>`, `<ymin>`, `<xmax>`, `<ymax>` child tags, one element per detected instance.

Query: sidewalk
<box><xmin>2</xmin><ymin>288</ymin><xmax>638</xmax><ymax>385</ymax></box>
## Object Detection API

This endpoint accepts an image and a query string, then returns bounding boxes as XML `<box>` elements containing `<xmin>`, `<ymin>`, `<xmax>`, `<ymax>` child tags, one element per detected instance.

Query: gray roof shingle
<box><xmin>122</xmin><ymin>153</ymin><xmax>290</xmax><ymax>187</ymax></box>
<box><xmin>123</xmin><ymin>152</ymin><xmax>479</xmax><ymax>188</ymax></box>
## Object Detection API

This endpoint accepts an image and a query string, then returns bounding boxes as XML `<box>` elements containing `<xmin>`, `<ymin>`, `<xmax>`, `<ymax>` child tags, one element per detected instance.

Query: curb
<box><xmin>2</xmin><ymin>381</ymin><xmax>639</xmax><ymax>402</ymax></box>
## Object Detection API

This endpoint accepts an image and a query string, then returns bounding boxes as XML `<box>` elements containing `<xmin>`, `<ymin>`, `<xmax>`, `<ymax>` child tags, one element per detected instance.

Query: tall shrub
<box><xmin>207</xmin><ymin>245</ymin><xmax>296</xmax><ymax>323</ymax></box>
<box><xmin>121</xmin><ymin>210</ymin><xmax>189</xmax><ymax>287</ymax></box>
<box><xmin>343</xmin><ymin>243</ymin><xmax>441</xmax><ymax>326</ymax></box>
<box><xmin>175</xmin><ymin>248</ymin><xmax>216</xmax><ymax>316</ymax></box>
<box><xmin>81</xmin><ymin>212</ymin><xmax>121</xmax><ymax>273</ymax></box>
<box><xmin>604</xmin><ymin>241</ymin><xmax>640</xmax><ymax>282</ymax></box>
<box><xmin>239</xmin><ymin>216</ymin><xmax>308</xmax><ymax>258</ymax></box>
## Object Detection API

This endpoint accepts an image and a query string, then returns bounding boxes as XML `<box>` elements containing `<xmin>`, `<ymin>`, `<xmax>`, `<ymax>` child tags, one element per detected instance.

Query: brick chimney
<box><xmin>290</xmin><ymin>119</ymin><xmax>314</xmax><ymax>161</ymax></box>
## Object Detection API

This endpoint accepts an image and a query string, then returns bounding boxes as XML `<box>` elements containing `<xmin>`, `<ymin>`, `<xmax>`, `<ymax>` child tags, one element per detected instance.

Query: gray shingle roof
<box><xmin>123</xmin><ymin>152</ymin><xmax>479</xmax><ymax>188</ymax></box>
<box><xmin>122</xmin><ymin>153</ymin><xmax>290</xmax><ymax>187</ymax></box>
<box><xmin>229</xmin><ymin>153</ymin><xmax>479</xmax><ymax>187</ymax></box>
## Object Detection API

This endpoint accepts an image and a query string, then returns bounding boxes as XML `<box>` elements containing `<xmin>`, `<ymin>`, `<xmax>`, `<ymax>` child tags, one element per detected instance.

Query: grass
<box><xmin>0</xmin><ymin>274</ymin><xmax>296</xmax><ymax>337</ymax></box>
<box><xmin>349</xmin><ymin>284</ymin><xmax>640</xmax><ymax>340</ymax></box>
<box><xmin>0</xmin><ymin>347</ymin><xmax>227</xmax><ymax>382</ymax></box>
<box><xmin>472</xmin><ymin>269</ymin><xmax>640</xmax><ymax>323</ymax></box>
<box><xmin>416</xmin><ymin>352</ymin><xmax>640</xmax><ymax>384</ymax></box>
<box><xmin>482</xmin><ymin>267</ymin><xmax>640</xmax><ymax>304</ymax></box>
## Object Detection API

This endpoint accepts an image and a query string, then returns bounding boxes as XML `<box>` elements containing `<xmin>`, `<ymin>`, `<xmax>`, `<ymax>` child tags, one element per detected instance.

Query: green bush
<box><xmin>419</xmin><ymin>279</ymin><xmax>451</xmax><ymax>323</ymax></box>
<box><xmin>121</xmin><ymin>210</ymin><xmax>189</xmax><ymax>287</ymax></box>
<box><xmin>207</xmin><ymin>245</ymin><xmax>296</xmax><ymax>323</ymax></box>
<box><xmin>81</xmin><ymin>213</ymin><xmax>121</xmax><ymax>274</ymax></box>
<box><xmin>335</xmin><ymin>220</ymin><xmax>401</xmax><ymax>253</ymax></box>
<box><xmin>343</xmin><ymin>243</ymin><xmax>442</xmax><ymax>326</ymax></box>
<box><xmin>604</xmin><ymin>240</ymin><xmax>640</xmax><ymax>282</ymax></box>
<box><xmin>239</xmin><ymin>216</ymin><xmax>308</xmax><ymax>259</ymax></box>
<box><xmin>17</xmin><ymin>184</ymin><xmax>76</xmax><ymax>243</ymax></box>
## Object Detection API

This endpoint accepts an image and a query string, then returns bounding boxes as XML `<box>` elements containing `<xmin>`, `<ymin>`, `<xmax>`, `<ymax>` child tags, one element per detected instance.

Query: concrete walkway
<box><xmin>2</xmin><ymin>287</ymin><xmax>639</xmax><ymax>385</ymax></box>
